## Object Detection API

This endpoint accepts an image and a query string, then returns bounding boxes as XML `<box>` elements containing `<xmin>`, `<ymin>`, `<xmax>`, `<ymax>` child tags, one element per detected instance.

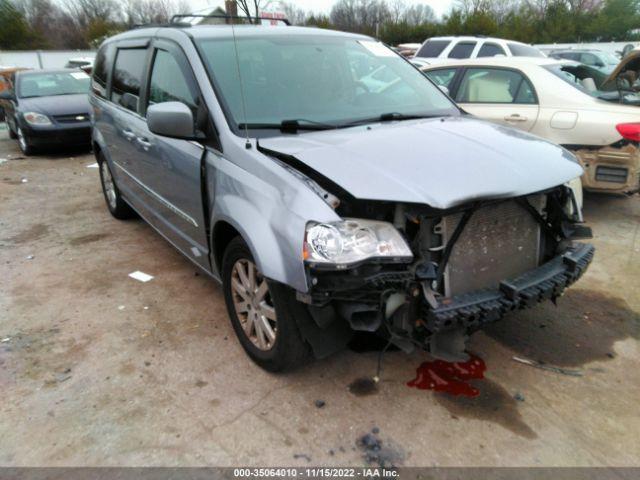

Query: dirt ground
<box><xmin>0</xmin><ymin>125</ymin><xmax>639</xmax><ymax>467</ymax></box>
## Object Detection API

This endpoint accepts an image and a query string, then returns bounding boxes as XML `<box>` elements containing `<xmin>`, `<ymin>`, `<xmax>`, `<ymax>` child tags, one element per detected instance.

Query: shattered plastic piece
<box><xmin>86</xmin><ymin>162</ymin><xmax>99</xmax><ymax>169</ymax></box>
<box><xmin>129</xmin><ymin>271</ymin><xmax>154</xmax><ymax>282</ymax></box>
<box><xmin>512</xmin><ymin>356</ymin><xmax>583</xmax><ymax>377</ymax></box>
<box><xmin>26</xmin><ymin>255</ymin><xmax>34</xmax><ymax>260</ymax></box>
<box><xmin>118</xmin><ymin>305</ymin><xmax>126</xmax><ymax>311</ymax></box>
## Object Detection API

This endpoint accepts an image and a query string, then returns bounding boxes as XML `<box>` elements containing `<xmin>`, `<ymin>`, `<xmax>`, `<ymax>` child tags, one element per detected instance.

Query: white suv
<box><xmin>413</xmin><ymin>36</ymin><xmax>545</xmax><ymax>65</ymax></box>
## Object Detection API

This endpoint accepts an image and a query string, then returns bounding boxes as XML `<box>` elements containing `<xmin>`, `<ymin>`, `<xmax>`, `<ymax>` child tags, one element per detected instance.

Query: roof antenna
<box><xmin>230</xmin><ymin>15</ymin><xmax>252</xmax><ymax>149</ymax></box>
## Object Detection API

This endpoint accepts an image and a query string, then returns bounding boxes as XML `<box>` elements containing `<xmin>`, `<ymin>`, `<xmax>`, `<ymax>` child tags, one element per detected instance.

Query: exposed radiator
<box><xmin>441</xmin><ymin>196</ymin><xmax>543</xmax><ymax>297</ymax></box>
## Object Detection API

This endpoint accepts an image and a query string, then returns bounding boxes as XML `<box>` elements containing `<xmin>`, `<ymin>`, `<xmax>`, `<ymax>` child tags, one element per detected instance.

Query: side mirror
<box><xmin>147</xmin><ymin>102</ymin><xmax>196</xmax><ymax>139</ymax></box>
<box><xmin>438</xmin><ymin>85</ymin><xmax>450</xmax><ymax>96</ymax></box>
<box><xmin>0</xmin><ymin>90</ymin><xmax>15</xmax><ymax>101</ymax></box>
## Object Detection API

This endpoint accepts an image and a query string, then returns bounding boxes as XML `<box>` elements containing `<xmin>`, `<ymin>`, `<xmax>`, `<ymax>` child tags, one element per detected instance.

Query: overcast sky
<box><xmin>190</xmin><ymin>1</ymin><xmax>456</xmax><ymax>19</ymax></box>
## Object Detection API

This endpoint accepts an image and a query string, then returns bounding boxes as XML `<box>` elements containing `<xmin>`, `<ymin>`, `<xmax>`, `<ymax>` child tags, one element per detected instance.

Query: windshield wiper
<box><xmin>339</xmin><ymin>112</ymin><xmax>444</xmax><ymax>127</ymax></box>
<box><xmin>238</xmin><ymin>119</ymin><xmax>337</xmax><ymax>133</ymax></box>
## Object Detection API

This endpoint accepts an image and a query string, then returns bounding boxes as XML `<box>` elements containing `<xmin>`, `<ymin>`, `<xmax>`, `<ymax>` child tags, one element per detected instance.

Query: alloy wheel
<box><xmin>101</xmin><ymin>161</ymin><xmax>117</xmax><ymax>210</ymax></box>
<box><xmin>17</xmin><ymin>128</ymin><xmax>27</xmax><ymax>152</ymax></box>
<box><xmin>231</xmin><ymin>259</ymin><xmax>278</xmax><ymax>351</ymax></box>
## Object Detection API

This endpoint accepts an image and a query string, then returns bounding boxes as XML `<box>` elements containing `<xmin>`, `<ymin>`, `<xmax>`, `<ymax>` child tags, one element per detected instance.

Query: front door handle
<box><xmin>122</xmin><ymin>129</ymin><xmax>136</xmax><ymax>141</ymax></box>
<box><xmin>136</xmin><ymin>137</ymin><xmax>152</xmax><ymax>151</ymax></box>
<box><xmin>504</xmin><ymin>114</ymin><xmax>527</xmax><ymax>122</ymax></box>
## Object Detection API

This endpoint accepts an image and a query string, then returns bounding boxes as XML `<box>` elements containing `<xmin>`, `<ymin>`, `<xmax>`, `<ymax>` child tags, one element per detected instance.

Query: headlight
<box><xmin>23</xmin><ymin>112</ymin><xmax>52</xmax><ymax>126</ymax></box>
<box><xmin>304</xmin><ymin>219</ymin><xmax>413</xmax><ymax>266</ymax></box>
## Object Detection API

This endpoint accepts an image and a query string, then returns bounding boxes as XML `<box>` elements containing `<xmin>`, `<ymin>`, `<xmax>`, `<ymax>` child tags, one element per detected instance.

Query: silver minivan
<box><xmin>90</xmin><ymin>20</ymin><xmax>594</xmax><ymax>371</ymax></box>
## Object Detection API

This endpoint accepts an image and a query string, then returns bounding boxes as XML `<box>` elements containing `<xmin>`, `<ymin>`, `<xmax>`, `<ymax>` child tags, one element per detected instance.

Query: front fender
<box><xmin>208</xmin><ymin>151</ymin><xmax>340</xmax><ymax>293</ymax></box>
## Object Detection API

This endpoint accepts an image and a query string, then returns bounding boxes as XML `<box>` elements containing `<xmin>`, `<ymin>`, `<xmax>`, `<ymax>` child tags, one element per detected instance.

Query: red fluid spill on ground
<box><xmin>407</xmin><ymin>354</ymin><xmax>487</xmax><ymax>397</ymax></box>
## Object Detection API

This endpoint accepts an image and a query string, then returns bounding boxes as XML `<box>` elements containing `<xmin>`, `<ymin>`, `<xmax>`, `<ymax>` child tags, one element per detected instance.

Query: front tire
<box><xmin>222</xmin><ymin>237</ymin><xmax>312</xmax><ymax>372</ymax></box>
<box><xmin>98</xmin><ymin>152</ymin><xmax>136</xmax><ymax>219</ymax></box>
<box><xmin>6</xmin><ymin>119</ymin><xmax>17</xmax><ymax>139</ymax></box>
<box><xmin>16</xmin><ymin>127</ymin><xmax>33</xmax><ymax>155</ymax></box>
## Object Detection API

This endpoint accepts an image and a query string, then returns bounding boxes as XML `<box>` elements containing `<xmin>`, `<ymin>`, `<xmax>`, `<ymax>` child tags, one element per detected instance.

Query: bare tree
<box><xmin>62</xmin><ymin>0</ymin><xmax>121</xmax><ymax>27</ymax></box>
<box><xmin>279</xmin><ymin>1</ymin><xmax>306</xmax><ymax>25</ymax></box>
<box><xmin>330</xmin><ymin>0</ymin><xmax>391</xmax><ymax>33</ymax></box>
<box><xmin>13</xmin><ymin>0</ymin><xmax>88</xmax><ymax>47</ymax></box>
<box><xmin>389</xmin><ymin>0</ymin><xmax>405</xmax><ymax>23</ymax></box>
<box><xmin>124</xmin><ymin>0</ymin><xmax>189</xmax><ymax>26</ymax></box>
<box><xmin>235</xmin><ymin>0</ymin><xmax>273</xmax><ymax>20</ymax></box>
<box><xmin>403</xmin><ymin>3</ymin><xmax>435</xmax><ymax>24</ymax></box>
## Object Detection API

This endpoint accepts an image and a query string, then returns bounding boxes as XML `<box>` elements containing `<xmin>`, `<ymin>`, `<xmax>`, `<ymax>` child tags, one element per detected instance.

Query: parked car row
<box><xmin>85</xmin><ymin>23</ymin><xmax>595</xmax><ymax>370</ymax></box>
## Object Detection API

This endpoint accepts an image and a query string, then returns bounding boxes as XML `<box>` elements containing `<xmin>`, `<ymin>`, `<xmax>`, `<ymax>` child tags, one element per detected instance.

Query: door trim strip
<box><xmin>113</xmin><ymin>161</ymin><xmax>199</xmax><ymax>227</ymax></box>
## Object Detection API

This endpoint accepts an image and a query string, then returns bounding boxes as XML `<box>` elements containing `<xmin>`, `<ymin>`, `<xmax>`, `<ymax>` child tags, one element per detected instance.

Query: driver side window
<box><xmin>147</xmin><ymin>49</ymin><xmax>198</xmax><ymax>117</ymax></box>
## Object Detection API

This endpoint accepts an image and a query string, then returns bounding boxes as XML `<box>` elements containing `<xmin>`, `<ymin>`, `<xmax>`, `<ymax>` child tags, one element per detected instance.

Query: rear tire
<box><xmin>222</xmin><ymin>236</ymin><xmax>312</xmax><ymax>372</ymax></box>
<box><xmin>97</xmin><ymin>152</ymin><xmax>136</xmax><ymax>220</ymax></box>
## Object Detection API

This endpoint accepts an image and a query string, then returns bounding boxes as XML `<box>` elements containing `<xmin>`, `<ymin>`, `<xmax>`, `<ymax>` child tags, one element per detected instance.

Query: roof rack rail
<box><xmin>132</xmin><ymin>22</ymin><xmax>192</xmax><ymax>29</ymax></box>
<box><xmin>169</xmin><ymin>13</ymin><xmax>290</xmax><ymax>26</ymax></box>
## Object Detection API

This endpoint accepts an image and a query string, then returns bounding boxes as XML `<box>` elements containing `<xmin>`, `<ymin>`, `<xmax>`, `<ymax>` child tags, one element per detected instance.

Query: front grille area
<box><xmin>424</xmin><ymin>243</ymin><xmax>595</xmax><ymax>332</ymax></box>
<box><xmin>441</xmin><ymin>197</ymin><xmax>543</xmax><ymax>297</ymax></box>
<box><xmin>595</xmin><ymin>165</ymin><xmax>628</xmax><ymax>184</ymax></box>
<box><xmin>53</xmin><ymin>113</ymin><xmax>89</xmax><ymax>123</ymax></box>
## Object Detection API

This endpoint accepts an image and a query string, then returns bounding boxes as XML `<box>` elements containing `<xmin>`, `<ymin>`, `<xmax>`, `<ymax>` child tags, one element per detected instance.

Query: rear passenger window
<box><xmin>477</xmin><ymin>43</ymin><xmax>505</xmax><ymax>57</ymax></box>
<box><xmin>415</xmin><ymin>40</ymin><xmax>451</xmax><ymax>58</ymax></box>
<box><xmin>147</xmin><ymin>50</ymin><xmax>197</xmax><ymax>114</ymax></box>
<box><xmin>111</xmin><ymin>48</ymin><xmax>147</xmax><ymax>113</ymax></box>
<box><xmin>448</xmin><ymin>42</ymin><xmax>476</xmax><ymax>59</ymax></box>
<box><xmin>92</xmin><ymin>44</ymin><xmax>113</xmax><ymax>98</ymax></box>
<box><xmin>456</xmin><ymin>68</ymin><xmax>536</xmax><ymax>104</ymax></box>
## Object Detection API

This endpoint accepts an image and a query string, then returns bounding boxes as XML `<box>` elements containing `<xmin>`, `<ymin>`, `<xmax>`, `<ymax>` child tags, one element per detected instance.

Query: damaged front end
<box><xmin>298</xmin><ymin>187</ymin><xmax>595</xmax><ymax>361</ymax></box>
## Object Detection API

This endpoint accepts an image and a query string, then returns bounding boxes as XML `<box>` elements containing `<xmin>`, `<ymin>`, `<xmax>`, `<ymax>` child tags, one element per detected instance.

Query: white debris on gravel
<box><xmin>21</xmin><ymin>178</ymin><xmax>28</xmax><ymax>183</ymax></box>
<box><xmin>129</xmin><ymin>271</ymin><xmax>154</xmax><ymax>282</ymax></box>
<box><xmin>1</xmin><ymin>337</ymin><xmax>10</xmax><ymax>343</ymax></box>
<box><xmin>86</xmin><ymin>163</ymin><xmax>99</xmax><ymax>168</ymax></box>
<box><xmin>118</xmin><ymin>305</ymin><xmax>126</xmax><ymax>311</ymax></box>
<box><xmin>0</xmin><ymin>158</ymin><xmax>6</xmax><ymax>165</ymax></box>
<box><xmin>26</xmin><ymin>255</ymin><xmax>35</xmax><ymax>260</ymax></box>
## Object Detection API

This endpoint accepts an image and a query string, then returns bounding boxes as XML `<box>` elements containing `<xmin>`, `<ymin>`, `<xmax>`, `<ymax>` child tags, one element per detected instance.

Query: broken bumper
<box><xmin>424</xmin><ymin>242</ymin><xmax>595</xmax><ymax>333</ymax></box>
<box><xmin>574</xmin><ymin>145</ymin><xmax>640</xmax><ymax>194</ymax></box>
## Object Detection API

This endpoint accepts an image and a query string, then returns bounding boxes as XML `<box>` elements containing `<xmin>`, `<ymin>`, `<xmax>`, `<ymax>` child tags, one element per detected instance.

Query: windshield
<box><xmin>17</xmin><ymin>71</ymin><xmax>90</xmax><ymax>98</ymax></box>
<box><xmin>196</xmin><ymin>34</ymin><xmax>458</xmax><ymax>131</ymax></box>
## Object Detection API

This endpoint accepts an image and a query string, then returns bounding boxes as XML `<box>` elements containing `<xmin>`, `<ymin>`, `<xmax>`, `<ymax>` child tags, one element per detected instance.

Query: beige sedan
<box><xmin>420</xmin><ymin>57</ymin><xmax>640</xmax><ymax>194</ymax></box>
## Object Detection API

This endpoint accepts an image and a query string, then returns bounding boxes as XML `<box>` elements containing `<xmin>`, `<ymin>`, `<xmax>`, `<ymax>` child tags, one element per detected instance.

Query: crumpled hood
<box><xmin>259</xmin><ymin>116</ymin><xmax>582</xmax><ymax>209</ymax></box>
<box><xmin>19</xmin><ymin>94</ymin><xmax>90</xmax><ymax>117</ymax></box>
